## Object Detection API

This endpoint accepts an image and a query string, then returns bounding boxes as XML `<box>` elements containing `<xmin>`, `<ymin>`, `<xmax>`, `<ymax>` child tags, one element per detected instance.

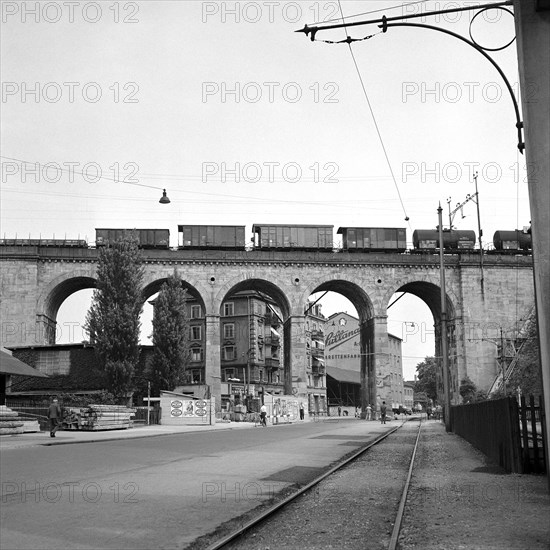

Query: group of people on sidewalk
<box><xmin>353</xmin><ymin>402</ymin><xmax>389</xmax><ymax>423</ymax></box>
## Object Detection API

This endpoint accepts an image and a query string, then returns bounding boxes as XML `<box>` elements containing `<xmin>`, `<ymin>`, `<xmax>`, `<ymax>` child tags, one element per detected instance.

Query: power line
<box><xmin>0</xmin><ymin>156</ymin><xmax>163</xmax><ymax>191</ymax></box>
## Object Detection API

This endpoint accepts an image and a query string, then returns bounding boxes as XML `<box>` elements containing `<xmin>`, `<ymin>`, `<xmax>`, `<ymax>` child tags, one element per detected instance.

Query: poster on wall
<box><xmin>170</xmin><ymin>399</ymin><xmax>208</xmax><ymax>418</ymax></box>
<box><xmin>272</xmin><ymin>397</ymin><xmax>299</xmax><ymax>422</ymax></box>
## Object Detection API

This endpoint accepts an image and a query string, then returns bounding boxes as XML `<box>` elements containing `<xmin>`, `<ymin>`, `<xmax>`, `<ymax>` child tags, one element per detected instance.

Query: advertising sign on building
<box><xmin>264</xmin><ymin>394</ymin><xmax>299</xmax><ymax>423</ymax></box>
<box><xmin>161</xmin><ymin>391</ymin><xmax>214</xmax><ymax>425</ymax></box>
<box><xmin>170</xmin><ymin>399</ymin><xmax>208</xmax><ymax>418</ymax></box>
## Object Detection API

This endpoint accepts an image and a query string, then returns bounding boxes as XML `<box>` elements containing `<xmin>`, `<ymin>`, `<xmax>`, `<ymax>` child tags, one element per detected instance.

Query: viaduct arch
<box><xmin>0</xmin><ymin>247</ymin><xmax>535</xmax><ymax>407</ymax></box>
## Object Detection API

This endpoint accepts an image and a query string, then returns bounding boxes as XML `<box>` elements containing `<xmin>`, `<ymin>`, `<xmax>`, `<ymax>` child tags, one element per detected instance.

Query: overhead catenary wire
<box><xmin>334</xmin><ymin>1</ymin><xmax>413</xmax><ymax>233</ymax></box>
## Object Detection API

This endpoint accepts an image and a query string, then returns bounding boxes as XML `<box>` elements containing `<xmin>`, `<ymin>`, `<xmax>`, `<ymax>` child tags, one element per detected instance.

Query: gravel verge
<box><xmin>199</xmin><ymin>421</ymin><xmax>421</xmax><ymax>550</ymax></box>
<box><xmin>189</xmin><ymin>420</ymin><xmax>550</xmax><ymax>550</ymax></box>
<box><xmin>399</xmin><ymin>420</ymin><xmax>550</xmax><ymax>550</ymax></box>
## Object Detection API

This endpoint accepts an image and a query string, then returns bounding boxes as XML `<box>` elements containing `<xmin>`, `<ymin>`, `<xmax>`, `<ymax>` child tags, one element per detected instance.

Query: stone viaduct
<box><xmin>0</xmin><ymin>246</ymin><xmax>534</xmax><ymax>407</ymax></box>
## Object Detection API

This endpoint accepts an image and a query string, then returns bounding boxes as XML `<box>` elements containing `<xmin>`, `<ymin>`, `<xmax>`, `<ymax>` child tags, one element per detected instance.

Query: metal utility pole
<box><xmin>147</xmin><ymin>381</ymin><xmax>151</xmax><ymax>426</ymax></box>
<box><xmin>447</xmin><ymin>172</ymin><xmax>484</xmax><ymax>286</ymax></box>
<box><xmin>438</xmin><ymin>205</ymin><xmax>451</xmax><ymax>432</ymax></box>
<box><xmin>500</xmin><ymin>328</ymin><xmax>507</xmax><ymax>395</ymax></box>
<box><xmin>473</xmin><ymin>173</ymin><xmax>484</xmax><ymax>282</ymax></box>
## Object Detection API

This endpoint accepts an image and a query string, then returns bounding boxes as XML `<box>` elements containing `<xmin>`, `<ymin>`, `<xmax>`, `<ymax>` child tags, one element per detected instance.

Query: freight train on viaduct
<box><xmin>0</xmin><ymin>224</ymin><xmax>535</xmax><ymax>409</ymax></box>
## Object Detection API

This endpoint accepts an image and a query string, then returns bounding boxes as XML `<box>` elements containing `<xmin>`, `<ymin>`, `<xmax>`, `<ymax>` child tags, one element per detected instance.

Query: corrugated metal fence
<box><xmin>450</xmin><ymin>396</ymin><xmax>546</xmax><ymax>474</ymax></box>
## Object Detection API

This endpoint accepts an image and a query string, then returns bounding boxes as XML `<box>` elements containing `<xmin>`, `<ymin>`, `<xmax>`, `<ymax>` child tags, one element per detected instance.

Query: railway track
<box><xmin>199</xmin><ymin>418</ymin><xmax>423</xmax><ymax>550</ymax></box>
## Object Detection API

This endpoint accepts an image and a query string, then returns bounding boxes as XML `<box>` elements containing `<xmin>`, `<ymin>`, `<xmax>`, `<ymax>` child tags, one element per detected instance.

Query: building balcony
<box><xmin>312</xmin><ymin>363</ymin><xmax>325</xmax><ymax>375</ymax></box>
<box><xmin>264</xmin><ymin>335</ymin><xmax>280</xmax><ymax>346</ymax></box>
<box><xmin>264</xmin><ymin>312</ymin><xmax>281</xmax><ymax>326</ymax></box>
<box><xmin>311</xmin><ymin>347</ymin><xmax>324</xmax><ymax>358</ymax></box>
<box><xmin>311</xmin><ymin>329</ymin><xmax>324</xmax><ymax>340</ymax></box>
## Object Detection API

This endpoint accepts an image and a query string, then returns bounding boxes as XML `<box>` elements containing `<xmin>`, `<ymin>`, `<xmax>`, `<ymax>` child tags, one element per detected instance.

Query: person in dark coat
<box><xmin>380</xmin><ymin>401</ymin><xmax>387</xmax><ymax>424</ymax></box>
<box><xmin>47</xmin><ymin>398</ymin><xmax>62</xmax><ymax>437</ymax></box>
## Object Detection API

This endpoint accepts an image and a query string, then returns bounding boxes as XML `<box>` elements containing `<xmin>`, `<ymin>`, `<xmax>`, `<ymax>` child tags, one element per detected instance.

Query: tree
<box><xmin>85</xmin><ymin>233</ymin><xmax>144</xmax><ymax>399</ymax></box>
<box><xmin>506</xmin><ymin>320</ymin><xmax>542</xmax><ymax>397</ymax></box>
<box><xmin>459</xmin><ymin>376</ymin><xmax>477</xmax><ymax>403</ymax></box>
<box><xmin>414</xmin><ymin>356</ymin><xmax>438</xmax><ymax>403</ymax></box>
<box><xmin>149</xmin><ymin>272</ymin><xmax>190</xmax><ymax>395</ymax></box>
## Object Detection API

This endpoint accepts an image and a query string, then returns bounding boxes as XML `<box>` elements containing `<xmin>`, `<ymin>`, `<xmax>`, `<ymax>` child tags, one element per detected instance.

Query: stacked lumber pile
<box><xmin>18</xmin><ymin>417</ymin><xmax>41</xmax><ymax>433</ymax></box>
<box><xmin>0</xmin><ymin>405</ymin><xmax>24</xmax><ymax>435</ymax></box>
<box><xmin>79</xmin><ymin>405</ymin><xmax>136</xmax><ymax>431</ymax></box>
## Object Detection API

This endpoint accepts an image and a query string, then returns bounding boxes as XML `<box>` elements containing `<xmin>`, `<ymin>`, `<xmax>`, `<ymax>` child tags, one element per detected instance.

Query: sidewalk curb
<box><xmin>0</xmin><ymin>422</ymin><xmax>271</xmax><ymax>449</ymax></box>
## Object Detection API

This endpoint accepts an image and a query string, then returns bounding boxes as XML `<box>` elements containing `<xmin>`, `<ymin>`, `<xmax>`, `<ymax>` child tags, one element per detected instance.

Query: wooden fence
<box><xmin>518</xmin><ymin>395</ymin><xmax>547</xmax><ymax>474</ymax></box>
<box><xmin>450</xmin><ymin>395</ymin><xmax>546</xmax><ymax>474</ymax></box>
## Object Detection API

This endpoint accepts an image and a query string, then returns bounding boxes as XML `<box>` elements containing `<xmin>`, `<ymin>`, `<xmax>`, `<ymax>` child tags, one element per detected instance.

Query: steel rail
<box><xmin>205</xmin><ymin>420</ymin><xmax>413</xmax><ymax>550</ymax></box>
<box><xmin>388</xmin><ymin>419</ymin><xmax>423</xmax><ymax>550</ymax></box>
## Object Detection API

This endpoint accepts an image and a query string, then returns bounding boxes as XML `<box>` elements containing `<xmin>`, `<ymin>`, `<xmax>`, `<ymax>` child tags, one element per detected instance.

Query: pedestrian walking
<box><xmin>380</xmin><ymin>401</ymin><xmax>387</xmax><ymax>424</ymax></box>
<box><xmin>260</xmin><ymin>404</ymin><xmax>267</xmax><ymax>427</ymax></box>
<box><xmin>47</xmin><ymin>398</ymin><xmax>62</xmax><ymax>437</ymax></box>
<box><xmin>366</xmin><ymin>403</ymin><xmax>372</xmax><ymax>421</ymax></box>
<box><xmin>299</xmin><ymin>402</ymin><xmax>305</xmax><ymax>420</ymax></box>
<box><xmin>338</xmin><ymin>406</ymin><xmax>342</xmax><ymax>416</ymax></box>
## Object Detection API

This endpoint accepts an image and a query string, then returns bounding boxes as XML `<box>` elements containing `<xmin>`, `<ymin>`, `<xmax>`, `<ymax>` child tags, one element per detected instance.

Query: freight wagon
<box><xmin>0</xmin><ymin>238</ymin><xmax>87</xmax><ymax>247</ymax></box>
<box><xmin>493</xmin><ymin>230</ymin><xmax>532</xmax><ymax>252</ymax></box>
<box><xmin>252</xmin><ymin>224</ymin><xmax>334</xmax><ymax>250</ymax></box>
<box><xmin>177</xmin><ymin>225</ymin><xmax>246</xmax><ymax>249</ymax></box>
<box><xmin>413</xmin><ymin>229</ymin><xmax>476</xmax><ymax>251</ymax></box>
<box><xmin>337</xmin><ymin>227</ymin><xmax>407</xmax><ymax>252</ymax></box>
<box><xmin>95</xmin><ymin>229</ymin><xmax>170</xmax><ymax>248</ymax></box>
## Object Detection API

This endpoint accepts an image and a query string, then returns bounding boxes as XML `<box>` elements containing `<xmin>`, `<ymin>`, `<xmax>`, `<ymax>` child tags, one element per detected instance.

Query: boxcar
<box><xmin>95</xmin><ymin>228</ymin><xmax>170</xmax><ymax>248</ymax></box>
<box><xmin>493</xmin><ymin>230</ymin><xmax>531</xmax><ymax>251</ymax></box>
<box><xmin>177</xmin><ymin>225</ymin><xmax>246</xmax><ymax>249</ymax></box>
<box><xmin>337</xmin><ymin>227</ymin><xmax>407</xmax><ymax>252</ymax></box>
<box><xmin>252</xmin><ymin>224</ymin><xmax>334</xmax><ymax>250</ymax></box>
<box><xmin>413</xmin><ymin>229</ymin><xmax>476</xmax><ymax>251</ymax></box>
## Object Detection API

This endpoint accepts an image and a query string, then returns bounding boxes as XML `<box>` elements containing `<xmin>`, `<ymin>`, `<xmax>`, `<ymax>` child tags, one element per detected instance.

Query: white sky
<box><xmin>1</xmin><ymin>1</ymin><xmax>530</xmax><ymax>380</ymax></box>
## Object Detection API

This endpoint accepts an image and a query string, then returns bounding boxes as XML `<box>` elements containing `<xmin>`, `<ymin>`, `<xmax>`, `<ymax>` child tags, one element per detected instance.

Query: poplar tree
<box><xmin>85</xmin><ymin>233</ymin><xmax>144</xmax><ymax>399</ymax></box>
<box><xmin>150</xmin><ymin>272</ymin><xmax>190</xmax><ymax>394</ymax></box>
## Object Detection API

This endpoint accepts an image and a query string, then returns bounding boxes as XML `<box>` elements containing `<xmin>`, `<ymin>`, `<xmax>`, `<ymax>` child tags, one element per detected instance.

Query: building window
<box><xmin>258</xmin><ymin>346</ymin><xmax>263</xmax><ymax>360</ymax></box>
<box><xmin>190</xmin><ymin>325</ymin><xmax>202</xmax><ymax>340</ymax></box>
<box><xmin>191</xmin><ymin>348</ymin><xmax>203</xmax><ymax>362</ymax></box>
<box><xmin>223</xmin><ymin>302</ymin><xmax>234</xmax><ymax>316</ymax></box>
<box><xmin>190</xmin><ymin>305</ymin><xmax>202</xmax><ymax>319</ymax></box>
<box><xmin>225</xmin><ymin>368</ymin><xmax>235</xmax><ymax>381</ymax></box>
<box><xmin>192</xmin><ymin>369</ymin><xmax>202</xmax><ymax>383</ymax></box>
<box><xmin>223</xmin><ymin>323</ymin><xmax>235</xmax><ymax>339</ymax></box>
<box><xmin>223</xmin><ymin>346</ymin><xmax>235</xmax><ymax>360</ymax></box>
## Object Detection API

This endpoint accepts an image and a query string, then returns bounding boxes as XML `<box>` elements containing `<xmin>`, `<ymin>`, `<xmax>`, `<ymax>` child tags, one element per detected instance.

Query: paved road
<box><xmin>1</xmin><ymin>418</ymin><xmax>395</xmax><ymax>550</ymax></box>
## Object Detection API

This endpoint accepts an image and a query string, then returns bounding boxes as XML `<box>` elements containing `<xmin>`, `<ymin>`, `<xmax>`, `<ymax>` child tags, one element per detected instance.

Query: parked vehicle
<box><xmin>95</xmin><ymin>228</ymin><xmax>170</xmax><ymax>249</ymax></box>
<box><xmin>413</xmin><ymin>229</ymin><xmax>476</xmax><ymax>251</ymax></box>
<box><xmin>252</xmin><ymin>224</ymin><xmax>334</xmax><ymax>250</ymax></box>
<box><xmin>492</xmin><ymin>229</ymin><xmax>532</xmax><ymax>252</ymax></box>
<box><xmin>337</xmin><ymin>227</ymin><xmax>407</xmax><ymax>252</ymax></box>
<box><xmin>178</xmin><ymin>225</ymin><xmax>246</xmax><ymax>249</ymax></box>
